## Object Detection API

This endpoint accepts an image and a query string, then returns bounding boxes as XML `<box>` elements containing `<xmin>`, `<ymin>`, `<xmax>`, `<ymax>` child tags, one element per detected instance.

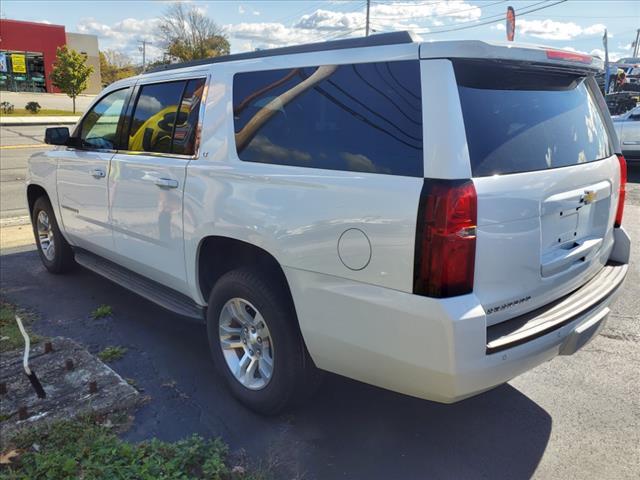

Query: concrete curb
<box><xmin>0</xmin><ymin>116</ymin><xmax>80</xmax><ymax>126</ymax></box>
<box><xmin>1</xmin><ymin>215</ymin><xmax>30</xmax><ymax>227</ymax></box>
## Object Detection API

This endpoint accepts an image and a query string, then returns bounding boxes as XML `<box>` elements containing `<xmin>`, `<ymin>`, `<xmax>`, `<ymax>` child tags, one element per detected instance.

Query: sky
<box><xmin>1</xmin><ymin>0</ymin><xmax>639</xmax><ymax>63</ymax></box>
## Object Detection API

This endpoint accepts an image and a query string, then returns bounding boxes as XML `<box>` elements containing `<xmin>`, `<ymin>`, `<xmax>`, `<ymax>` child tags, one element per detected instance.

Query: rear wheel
<box><xmin>31</xmin><ymin>196</ymin><xmax>74</xmax><ymax>273</ymax></box>
<box><xmin>206</xmin><ymin>268</ymin><xmax>315</xmax><ymax>414</ymax></box>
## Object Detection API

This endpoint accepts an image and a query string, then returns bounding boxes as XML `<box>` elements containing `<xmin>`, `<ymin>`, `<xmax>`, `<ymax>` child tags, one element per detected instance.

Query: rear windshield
<box><xmin>454</xmin><ymin>60</ymin><xmax>612</xmax><ymax>177</ymax></box>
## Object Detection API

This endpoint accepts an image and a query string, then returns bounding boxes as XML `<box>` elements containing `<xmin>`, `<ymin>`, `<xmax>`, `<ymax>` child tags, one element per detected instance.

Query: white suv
<box><xmin>27</xmin><ymin>32</ymin><xmax>630</xmax><ymax>414</ymax></box>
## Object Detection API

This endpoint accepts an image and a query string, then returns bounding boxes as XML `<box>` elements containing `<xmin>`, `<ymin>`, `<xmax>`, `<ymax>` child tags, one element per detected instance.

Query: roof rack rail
<box><xmin>145</xmin><ymin>31</ymin><xmax>416</xmax><ymax>74</ymax></box>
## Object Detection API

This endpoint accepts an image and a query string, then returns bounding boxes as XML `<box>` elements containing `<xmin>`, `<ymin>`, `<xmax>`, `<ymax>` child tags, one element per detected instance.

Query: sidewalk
<box><xmin>0</xmin><ymin>91</ymin><xmax>95</xmax><ymax>111</ymax></box>
<box><xmin>0</xmin><ymin>220</ymin><xmax>35</xmax><ymax>254</ymax></box>
<box><xmin>0</xmin><ymin>116</ymin><xmax>80</xmax><ymax>126</ymax></box>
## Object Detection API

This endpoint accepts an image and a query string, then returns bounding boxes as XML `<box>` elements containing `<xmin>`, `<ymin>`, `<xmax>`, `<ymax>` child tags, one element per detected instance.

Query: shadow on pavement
<box><xmin>1</xmin><ymin>250</ymin><xmax>551</xmax><ymax>479</ymax></box>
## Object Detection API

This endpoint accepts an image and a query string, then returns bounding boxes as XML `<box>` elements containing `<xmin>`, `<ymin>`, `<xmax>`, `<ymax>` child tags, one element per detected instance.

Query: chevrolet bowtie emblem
<box><xmin>582</xmin><ymin>190</ymin><xmax>597</xmax><ymax>204</ymax></box>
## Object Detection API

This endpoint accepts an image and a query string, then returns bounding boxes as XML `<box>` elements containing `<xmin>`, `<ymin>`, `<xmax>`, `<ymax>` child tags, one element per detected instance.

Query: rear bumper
<box><xmin>285</xmin><ymin>233</ymin><xmax>629</xmax><ymax>403</ymax></box>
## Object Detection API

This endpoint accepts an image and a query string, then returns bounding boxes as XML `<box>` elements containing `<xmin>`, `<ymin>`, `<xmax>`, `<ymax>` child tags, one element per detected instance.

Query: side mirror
<box><xmin>44</xmin><ymin>127</ymin><xmax>70</xmax><ymax>145</ymax></box>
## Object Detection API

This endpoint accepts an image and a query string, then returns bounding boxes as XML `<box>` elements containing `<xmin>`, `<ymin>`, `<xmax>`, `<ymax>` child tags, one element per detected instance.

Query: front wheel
<box><xmin>207</xmin><ymin>268</ymin><xmax>315</xmax><ymax>414</ymax></box>
<box><xmin>31</xmin><ymin>196</ymin><xmax>75</xmax><ymax>273</ymax></box>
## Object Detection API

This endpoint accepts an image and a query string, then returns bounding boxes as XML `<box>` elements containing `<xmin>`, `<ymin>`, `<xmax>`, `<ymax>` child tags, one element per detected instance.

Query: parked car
<box><xmin>613</xmin><ymin>105</ymin><xmax>640</xmax><ymax>162</ymax></box>
<box><xmin>606</xmin><ymin>91</ymin><xmax>639</xmax><ymax>115</ymax></box>
<box><xmin>27</xmin><ymin>33</ymin><xmax>630</xmax><ymax>414</ymax></box>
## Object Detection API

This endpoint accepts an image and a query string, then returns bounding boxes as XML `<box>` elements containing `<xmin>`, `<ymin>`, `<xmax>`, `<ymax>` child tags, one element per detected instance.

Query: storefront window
<box><xmin>0</xmin><ymin>50</ymin><xmax>47</xmax><ymax>92</ymax></box>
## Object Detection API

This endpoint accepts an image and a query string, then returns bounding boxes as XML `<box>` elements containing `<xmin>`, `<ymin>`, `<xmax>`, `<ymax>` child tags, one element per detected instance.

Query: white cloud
<box><xmin>226</xmin><ymin>22</ymin><xmax>321</xmax><ymax>49</ymax></box>
<box><xmin>238</xmin><ymin>5</ymin><xmax>245</xmax><ymax>15</ymax></box>
<box><xmin>227</xmin><ymin>1</ymin><xmax>478</xmax><ymax>51</ymax></box>
<box><xmin>590</xmin><ymin>49</ymin><xmax>624</xmax><ymax>62</ymax></box>
<box><xmin>252</xmin><ymin>10</ymin><xmax>260</xmax><ymax>16</ymax></box>
<box><xmin>76</xmin><ymin>17</ymin><xmax>163</xmax><ymax>62</ymax></box>
<box><xmin>371</xmin><ymin>0</ymin><xmax>481</xmax><ymax>25</ymax></box>
<box><xmin>294</xmin><ymin>9</ymin><xmax>364</xmax><ymax>32</ymax></box>
<box><xmin>516</xmin><ymin>19</ymin><xmax>607</xmax><ymax>41</ymax></box>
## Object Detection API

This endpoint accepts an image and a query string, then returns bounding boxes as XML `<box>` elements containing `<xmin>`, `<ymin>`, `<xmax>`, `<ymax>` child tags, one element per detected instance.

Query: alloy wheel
<box><xmin>218</xmin><ymin>297</ymin><xmax>274</xmax><ymax>390</ymax></box>
<box><xmin>36</xmin><ymin>210</ymin><xmax>56</xmax><ymax>261</ymax></box>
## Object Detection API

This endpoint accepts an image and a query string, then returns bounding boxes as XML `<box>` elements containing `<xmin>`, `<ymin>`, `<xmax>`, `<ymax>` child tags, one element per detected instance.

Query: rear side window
<box><xmin>127</xmin><ymin>78</ymin><xmax>205</xmax><ymax>155</ymax></box>
<box><xmin>232</xmin><ymin>60</ymin><xmax>423</xmax><ymax>176</ymax></box>
<box><xmin>454</xmin><ymin>60</ymin><xmax>612</xmax><ymax>177</ymax></box>
<box><xmin>172</xmin><ymin>78</ymin><xmax>206</xmax><ymax>155</ymax></box>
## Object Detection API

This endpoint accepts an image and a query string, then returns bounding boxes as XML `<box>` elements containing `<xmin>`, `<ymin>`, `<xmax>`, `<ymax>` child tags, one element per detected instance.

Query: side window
<box><xmin>128</xmin><ymin>81</ymin><xmax>186</xmax><ymax>154</ymax></box>
<box><xmin>172</xmin><ymin>78</ymin><xmax>206</xmax><ymax>155</ymax></box>
<box><xmin>232</xmin><ymin>61</ymin><xmax>423</xmax><ymax>176</ymax></box>
<box><xmin>80</xmin><ymin>88</ymin><xmax>129</xmax><ymax>150</ymax></box>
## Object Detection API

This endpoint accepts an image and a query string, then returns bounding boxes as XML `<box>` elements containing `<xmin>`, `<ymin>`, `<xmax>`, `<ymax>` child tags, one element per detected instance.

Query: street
<box><xmin>0</xmin><ymin>124</ymin><xmax>639</xmax><ymax>479</ymax></box>
<box><xmin>0</xmin><ymin>125</ymin><xmax>51</xmax><ymax>218</ymax></box>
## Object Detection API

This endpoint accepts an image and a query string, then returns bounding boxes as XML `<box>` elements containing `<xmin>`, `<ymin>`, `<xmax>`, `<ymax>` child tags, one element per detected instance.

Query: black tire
<box><xmin>206</xmin><ymin>268</ymin><xmax>318</xmax><ymax>414</ymax></box>
<box><xmin>31</xmin><ymin>196</ymin><xmax>75</xmax><ymax>273</ymax></box>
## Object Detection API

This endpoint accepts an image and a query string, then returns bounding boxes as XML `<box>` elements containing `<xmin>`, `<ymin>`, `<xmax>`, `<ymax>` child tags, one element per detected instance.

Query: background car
<box><xmin>613</xmin><ymin>105</ymin><xmax>640</xmax><ymax>163</ymax></box>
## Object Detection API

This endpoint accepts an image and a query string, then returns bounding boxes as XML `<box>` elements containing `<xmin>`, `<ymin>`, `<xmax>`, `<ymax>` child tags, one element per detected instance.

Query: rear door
<box><xmin>108</xmin><ymin>76</ymin><xmax>207</xmax><ymax>294</ymax></box>
<box><xmin>452</xmin><ymin>60</ymin><xmax>621</xmax><ymax>325</ymax></box>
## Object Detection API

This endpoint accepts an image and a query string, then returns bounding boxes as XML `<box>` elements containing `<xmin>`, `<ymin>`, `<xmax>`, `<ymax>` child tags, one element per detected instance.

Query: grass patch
<box><xmin>0</xmin><ymin>416</ymin><xmax>257</xmax><ymax>479</ymax></box>
<box><xmin>98</xmin><ymin>346</ymin><xmax>127</xmax><ymax>362</ymax></box>
<box><xmin>91</xmin><ymin>304</ymin><xmax>112</xmax><ymax>319</ymax></box>
<box><xmin>0</xmin><ymin>299</ymin><xmax>40</xmax><ymax>354</ymax></box>
<box><xmin>0</xmin><ymin>108</ymin><xmax>80</xmax><ymax>116</ymax></box>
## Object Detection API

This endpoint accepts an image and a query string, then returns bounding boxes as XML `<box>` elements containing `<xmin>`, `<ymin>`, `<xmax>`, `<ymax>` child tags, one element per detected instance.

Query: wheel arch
<box><xmin>196</xmin><ymin>235</ymin><xmax>293</xmax><ymax>308</ymax></box>
<box><xmin>26</xmin><ymin>183</ymin><xmax>50</xmax><ymax>215</ymax></box>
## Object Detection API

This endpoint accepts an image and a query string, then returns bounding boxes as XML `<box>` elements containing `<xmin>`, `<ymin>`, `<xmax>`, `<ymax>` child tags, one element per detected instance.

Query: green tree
<box><xmin>158</xmin><ymin>2</ymin><xmax>230</xmax><ymax>62</ymax></box>
<box><xmin>50</xmin><ymin>46</ymin><xmax>94</xmax><ymax>113</ymax></box>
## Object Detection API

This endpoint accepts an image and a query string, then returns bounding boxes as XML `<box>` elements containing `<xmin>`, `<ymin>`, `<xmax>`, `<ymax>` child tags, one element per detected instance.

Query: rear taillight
<box><xmin>414</xmin><ymin>179</ymin><xmax>477</xmax><ymax>298</ymax></box>
<box><xmin>615</xmin><ymin>154</ymin><xmax>627</xmax><ymax>227</ymax></box>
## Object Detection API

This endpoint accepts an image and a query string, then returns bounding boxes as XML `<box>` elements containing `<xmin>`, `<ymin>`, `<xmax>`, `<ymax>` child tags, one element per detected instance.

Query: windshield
<box><xmin>454</xmin><ymin>60</ymin><xmax>613</xmax><ymax>177</ymax></box>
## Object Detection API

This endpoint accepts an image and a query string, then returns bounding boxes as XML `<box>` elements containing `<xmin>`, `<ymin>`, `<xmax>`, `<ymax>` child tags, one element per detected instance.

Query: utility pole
<box><xmin>633</xmin><ymin>29</ymin><xmax>640</xmax><ymax>58</ymax></box>
<box><xmin>139</xmin><ymin>40</ymin><xmax>150</xmax><ymax>71</ymax></box>
<box><xmin>365</xmin><ymin>0</ymin><xmax>370</xmax><ymax>37</ymax></box>
<box><xmin>604</xmin><ymin>29</ymin><xmax>610</xmax><ymax>94</ymax></box>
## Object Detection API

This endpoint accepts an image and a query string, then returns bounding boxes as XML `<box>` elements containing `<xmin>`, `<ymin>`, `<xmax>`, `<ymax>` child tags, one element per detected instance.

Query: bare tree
<box><xmin>102</xmin><ymin>49</ymin><xmax>133</xmax><ymax>69</ymax></box>
<box><xmin>99</xmin><ymin>50</ymin><xmax>138</xmax><ymax>86</ymax></box>
<box><xmin>158</xmin><ymin>3</ymin><xmax>230</xmax><ymax>62</ymax></box>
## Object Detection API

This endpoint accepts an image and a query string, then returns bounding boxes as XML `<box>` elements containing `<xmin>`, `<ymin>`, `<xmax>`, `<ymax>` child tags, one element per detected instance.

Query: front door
<box><xmin>56</xmin><ymin>87</ymin><xmax>131</xmax><ymax>256</ymax></box>
<box><xmin>109</xmin><ymin>77</ymin><xmax>206</xmax><ymax>294</ymax></box>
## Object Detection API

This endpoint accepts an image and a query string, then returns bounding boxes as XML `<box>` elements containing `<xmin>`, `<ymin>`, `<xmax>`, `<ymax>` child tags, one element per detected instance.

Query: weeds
<box><xmin>91</xmin><ymin>305</ymin><xmax>112</xmax><ymax>319</ymax></box>
<box><xmin>0</xmin><ymin>300</ymin><xmax>40</xmax><ymax>354</ymax></box>
<box><xmin>98</xmin><ymin>346</ymin><xmax>127</xmax><ymax>362</ymax></box>
<box><xmin>0</xmin><ymin>416</ymin><xmax>234</xmax><ymax>479</ymax></box>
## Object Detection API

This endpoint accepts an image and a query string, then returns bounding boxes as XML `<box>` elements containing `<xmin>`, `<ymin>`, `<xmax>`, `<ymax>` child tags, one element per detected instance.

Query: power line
<box><xmin>370</xmin><ymin>0</ymin><xmax>508</xmax><ymax>21</ymax></box>
<box><xmin>423</xmin><ymin>0</ymin><xmax>568</xmax><ymax>35</ymax></box>
<box><xmin>420</xmin><ymin>0</ymin><xmax>550</xmax><ymax>31</ymax></box>
<box><xmin>372</xmin><ymin>0</ymin><xmax>566</xmax><ymax>35</ymax></box>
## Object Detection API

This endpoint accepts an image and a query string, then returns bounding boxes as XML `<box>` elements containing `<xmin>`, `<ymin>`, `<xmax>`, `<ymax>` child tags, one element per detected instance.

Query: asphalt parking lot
<box><xmin>0</xmin><ymin>127</ymin><xmax>638</xmax><ymax>479</ymax></box>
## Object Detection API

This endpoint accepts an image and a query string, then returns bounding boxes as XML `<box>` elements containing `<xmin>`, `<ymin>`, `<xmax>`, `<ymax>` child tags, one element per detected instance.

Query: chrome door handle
<box><xmin>153</xmin><ymin>177</ymin><xmax>179</xmax><ymax>189</ymax></box>
<box><xmin>91</xmin><ymin>168</ymin><xmax>106</xmax><ymax>179</ymax></box>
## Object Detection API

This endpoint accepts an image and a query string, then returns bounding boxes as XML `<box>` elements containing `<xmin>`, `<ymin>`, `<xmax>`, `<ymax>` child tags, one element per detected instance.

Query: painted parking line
<box><xmin>0</xmin><ymin>143</ymin><xmax>49</xmax><ymax>149</ymax></box>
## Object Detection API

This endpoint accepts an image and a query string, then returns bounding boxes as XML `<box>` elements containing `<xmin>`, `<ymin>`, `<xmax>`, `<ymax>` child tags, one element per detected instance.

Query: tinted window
<box><xmin>172</xmin><ymin>78</ymin><xmax>206</xmax><ymax>155</ymax></box>
<box><xmin>128</xmin><ymin>81</ymin><xmax>185</xmax><ymax>153</ymax></box>
<box><xmin>454</xmin><ymin>60</ymin><xmax>612</xmax><ymax>177</ymax></box>
<box><xmin>80</xmin><ymin>88</ymin><xmax>129</xmax><ymax>149</ymax></box>
<box><xmin>233</xmin><ymin>61</ymin><xmax>422</xmax><ymax>176</ymax></box>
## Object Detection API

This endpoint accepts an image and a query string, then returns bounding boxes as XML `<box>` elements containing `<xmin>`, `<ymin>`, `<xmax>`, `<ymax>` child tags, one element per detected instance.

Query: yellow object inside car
<box><xmin>128</xmin><ymin>105</ymin><xmax>188</xmax><ymax>153</ymax></box>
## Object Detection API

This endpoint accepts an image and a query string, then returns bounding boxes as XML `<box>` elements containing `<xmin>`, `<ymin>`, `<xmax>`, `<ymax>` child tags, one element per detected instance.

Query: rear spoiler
<box><xmin>420</xmin><ymin>40</ymin><xmax>603</xmax><ymax>74</ymax></box>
